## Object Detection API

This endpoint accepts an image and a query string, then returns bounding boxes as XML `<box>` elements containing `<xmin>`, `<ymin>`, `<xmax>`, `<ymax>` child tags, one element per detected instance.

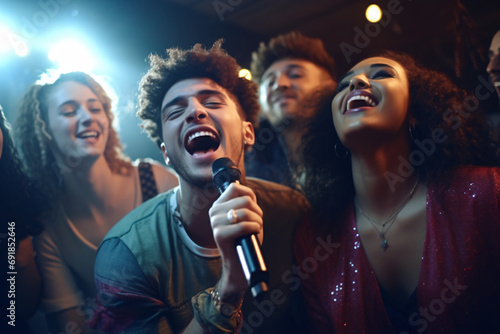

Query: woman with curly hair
<box><xmin>294</xmin><ymin>52</ymin><xmax>500</xmax><ymax>333</ymax></box>
<box><xmin>1</xmin><ymin>106</ymin><xmax>46</xmax><ymax>333</ymax></box>
<box><xmin>15</xmin><ymin>72</ymin><xmax>178</xmax><ymax>333</ymax></box>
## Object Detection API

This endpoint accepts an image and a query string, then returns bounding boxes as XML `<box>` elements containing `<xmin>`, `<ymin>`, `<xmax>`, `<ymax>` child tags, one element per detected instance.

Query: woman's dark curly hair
<box><xmin>1</xmin><ymin>107</ymin><xmax>46</xmax><ymax>242</ymax></box>
<box><xmin>302</xmin><ymin>51</ymin><xmax>497</xmax><ymax>223</ymax></box>
<box><xmin>138</xmin><ymin>40</ymin><xmax>260</xmax><ymax>147</ymax></box>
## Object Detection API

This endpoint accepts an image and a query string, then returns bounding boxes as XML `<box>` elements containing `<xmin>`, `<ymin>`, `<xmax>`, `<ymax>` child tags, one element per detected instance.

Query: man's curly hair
<box><xmin>250</xmin><ymin>31</ymin><xmax>336</xmax><ymax>84</ymax></box>
<box><xmin>137</xmin><ymin>40</ymin><xmax>260</xmax><ymax>148</ymax></box>
<box><xmin>15</xmin><ymin>72</ymin><xmax>132</xmax><ymax>202</ymax></box>
<box><xmin>1</xmin><ymin>107</ymin><xmax>46</xmax><ymax>242</ymax></box>
<box><xmin>302</xmin><ymin>51</ymin><xmax>498</xmax><ymax>224</ymax></box>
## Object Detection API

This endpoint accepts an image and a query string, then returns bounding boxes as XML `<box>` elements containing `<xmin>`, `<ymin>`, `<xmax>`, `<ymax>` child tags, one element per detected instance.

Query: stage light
<box><xmin>0</xmin><ymin>26</ymin><xmax>30</xmax><ymax>58</ymax></box>
<box><xmin>239</xmin><ymin>68</ymin><xmax>252</xmax><ymax>81</ymax></box>
<box><xmin>14</xmin><ymin>40</ymin><xmax>29</xmax><ymax>57</ymax></box>
<box><xmin>366</xmin><ymin>4</ymin><xmax>382</xmax><ymax>23</ymax></box>
<box><xmin>48</xmin><ymin>39</ymin><xmax>95</xmax><ymax>72</ymax></box>
<box><xmin>0</xmin><ymin>28</ymin><xmax>10</xmax><ymax>54</ymax></box>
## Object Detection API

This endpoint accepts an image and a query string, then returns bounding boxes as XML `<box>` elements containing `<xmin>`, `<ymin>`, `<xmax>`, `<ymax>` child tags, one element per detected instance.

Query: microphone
<box><xmin>212</xmin><ymin>157</ymin><xmax>269</xmax><ymax>297</ymax></box>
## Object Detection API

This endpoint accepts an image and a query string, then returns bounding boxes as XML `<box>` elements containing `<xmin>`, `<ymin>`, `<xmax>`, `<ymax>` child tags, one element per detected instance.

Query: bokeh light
<box><xmin>366</xmin><ymin>4</ymin><xmax>382</xmax><ymax>23</ymax></box>
<box><xmin>239</xmin><ymin>68</ymin><xmax>252</xmax><ymax>81</ymax></box>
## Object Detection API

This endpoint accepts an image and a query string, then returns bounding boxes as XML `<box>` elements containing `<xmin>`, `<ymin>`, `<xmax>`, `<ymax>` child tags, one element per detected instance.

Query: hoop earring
<box><xmin>409</xmin><ymin>123</ymin><xmax>417</xmax><ymax>142</ymax></box>
<box><xmin>334</xmin><ymin>142</ymin><xmax>349</xmax><ymax>159</ymax></box>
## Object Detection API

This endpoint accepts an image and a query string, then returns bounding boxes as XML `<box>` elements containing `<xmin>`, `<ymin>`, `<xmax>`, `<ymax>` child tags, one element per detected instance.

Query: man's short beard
<box><xmin>169</xmin><ymin>145</ymin><xmax>245</xmax><ymax>191</ymax></box>
<box><xmin>170</xmin><ymin>160</ymin><xmax>213</xmax><ymax>189</ymax></box>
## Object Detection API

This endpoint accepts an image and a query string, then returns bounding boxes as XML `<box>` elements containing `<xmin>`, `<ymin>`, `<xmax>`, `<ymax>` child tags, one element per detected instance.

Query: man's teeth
<box><xmin>347</xmin><ymin>95</ymin><xmax>377</xmax><ymax>109</ymax></box>
<box><xmin>188</xmin><ymin>131</ymin><xmax>216</xmax><ymax>144</ymax></box>
<box><xmin>79</xmin><ymin>131</ymin><xmax>98</xmax><ymax>138</ymax></box>
<box><xmin>494</xmin><ymin>81</ymin><xmax>500</xmax><ymax>88</ymax></box>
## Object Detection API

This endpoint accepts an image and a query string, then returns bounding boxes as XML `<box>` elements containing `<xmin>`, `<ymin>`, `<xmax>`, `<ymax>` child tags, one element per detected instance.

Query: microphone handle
<box><xmin>212</xmin><ymin>158</ymin><xmax>269</xmax><ymax>297</ymax></box>
<box><xmin>220</xmin><ymin>182</ymin><xmax>269</xmax><ymax>297</ymax></box>
<box><xmin>236</xmin><ymin>234</ymin><xmax>269</xmax><ymax>297</ymax></box>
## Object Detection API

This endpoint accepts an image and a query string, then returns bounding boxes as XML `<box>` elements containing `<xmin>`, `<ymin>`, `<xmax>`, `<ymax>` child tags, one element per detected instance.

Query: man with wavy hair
<box><xmin>246</xmin><ymin>31</ymin><xmax>337</xmax><ymax>187</ymax></box>
<box><xmin>91</xmin><ymin>41</ymin><xmax>310</xmax><ymax>334</ymax></box>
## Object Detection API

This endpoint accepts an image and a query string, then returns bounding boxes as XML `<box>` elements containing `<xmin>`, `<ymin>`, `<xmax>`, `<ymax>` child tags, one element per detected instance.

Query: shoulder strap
<box><xmin>138</xmin><ymin>161</ymin><xmax>159</xmax><ymax>202</ymax></box>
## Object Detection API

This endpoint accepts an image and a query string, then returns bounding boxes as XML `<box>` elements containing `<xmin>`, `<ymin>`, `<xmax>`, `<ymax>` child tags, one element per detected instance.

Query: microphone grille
<box><xmin>211</xmin><ymin>157</ymin><xmax>234</xmax><ymax>174</ymax></box>
<box><xmin>212</xmin><ymin>158</ymin><xmax>241</xmax><ymax>192</ymax></box>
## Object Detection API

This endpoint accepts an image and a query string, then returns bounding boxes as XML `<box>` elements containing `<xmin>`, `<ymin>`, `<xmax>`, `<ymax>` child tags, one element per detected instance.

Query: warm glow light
<box><xmin>239</xmin><ymin>68</ymin><xmax>252</xmax><ymax>81</ymax></box>
<box><xmin>366</xmin><ymin>4</ymin><xmax>382</xmax><ymax>23</ymax></box>
<box><xmin>48</xmin><ymin>39</ymin><xmax>95</xmax><ymax>72</ymax></box>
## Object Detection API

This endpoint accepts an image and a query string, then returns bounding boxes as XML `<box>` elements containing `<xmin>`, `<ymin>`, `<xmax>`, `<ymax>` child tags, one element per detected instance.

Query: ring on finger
<box><xmin>227</xmin><ymin>209</ymin><xmax>238</xmax><ymax>223</ymax></box>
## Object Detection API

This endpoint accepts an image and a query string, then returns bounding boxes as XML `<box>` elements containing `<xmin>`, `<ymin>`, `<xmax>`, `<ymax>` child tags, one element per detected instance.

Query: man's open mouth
<box><xmin>184</xmin><ymin>129</ymin><xmax>220</xmax><ymax>155</ymax></box>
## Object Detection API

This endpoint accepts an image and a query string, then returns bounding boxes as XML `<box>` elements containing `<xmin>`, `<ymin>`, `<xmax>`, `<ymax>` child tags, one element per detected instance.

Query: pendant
<box><xmin>379</xmin><ymin>233</ymin><xmax>388</xmax><ymax>251</ymax></box>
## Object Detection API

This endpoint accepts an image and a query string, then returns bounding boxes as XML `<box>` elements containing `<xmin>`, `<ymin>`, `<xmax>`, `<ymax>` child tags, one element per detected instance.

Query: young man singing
<box><xmin>91</xmin><ymin>41</ymin><xmax>311</xmax><ymax>334</ymax></box>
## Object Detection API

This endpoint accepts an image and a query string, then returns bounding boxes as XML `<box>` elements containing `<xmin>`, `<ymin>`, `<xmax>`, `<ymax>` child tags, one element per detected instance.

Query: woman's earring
<box><xmin>334</xmin><ymin>142</ymin><xmax>349</xmax><ymax>159</ymax></box>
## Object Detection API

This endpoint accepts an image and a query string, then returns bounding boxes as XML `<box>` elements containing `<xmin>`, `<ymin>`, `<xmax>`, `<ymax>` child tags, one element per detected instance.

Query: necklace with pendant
<box><xmin>355</xmin><ymin>178</ymin><xmax>419</xmax><ymax>251</ymax></box>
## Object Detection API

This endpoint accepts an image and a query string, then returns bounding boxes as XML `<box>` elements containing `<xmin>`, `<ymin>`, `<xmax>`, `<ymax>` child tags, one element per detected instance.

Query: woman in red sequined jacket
<box><xmin>294</xmin><ymin>51</ymin><xmax>500</xmax><ymax>334</ymax></box>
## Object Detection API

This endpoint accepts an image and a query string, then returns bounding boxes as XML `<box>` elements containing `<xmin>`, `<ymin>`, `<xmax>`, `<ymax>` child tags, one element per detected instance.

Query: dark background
<box><xmin>1</xmin><ymin>0</ymin><xmax>499</xmax><ymax>163</ymax></box>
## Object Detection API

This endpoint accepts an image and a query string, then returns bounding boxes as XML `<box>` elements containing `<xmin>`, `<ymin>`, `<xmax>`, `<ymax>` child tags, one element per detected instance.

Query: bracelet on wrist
<box><xmin>211</xmin><ymin>283</ymin><xmax>244</xmax><ymax>318</ymax></box>
<box><xmin>192</xmin><ymin>287</ymin><xmax>243</xmax><ymax>334</ymax></box>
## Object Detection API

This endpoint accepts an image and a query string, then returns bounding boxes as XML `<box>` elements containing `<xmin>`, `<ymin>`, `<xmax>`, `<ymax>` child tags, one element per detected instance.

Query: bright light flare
<box><xmin>14</xmin><ymin>40</ymin><xmax>29</xmax><ymax>57</ymax></box>
<box><xmin>0</xmin><ymin>27</ymin><xmax>10</xmax><ymax>54</ymax></box>
<box><xmin>48</xmin><ymin>39</ymin><xmax>95</xmax><ymax>72</ymax></box>
<box><xmin>239</xmin><ymin>68</ymin><xmax>252</xmax><ymax>81</ymax></box>
<box><xmin>366</xmin><ymin>4</ymin><xmax>382</xmax><ymax>23</ymax></box>
<box><xmin>0</xmin><ymin>26</ymin><xmax>30</xmax><ymax>57</ymax></box>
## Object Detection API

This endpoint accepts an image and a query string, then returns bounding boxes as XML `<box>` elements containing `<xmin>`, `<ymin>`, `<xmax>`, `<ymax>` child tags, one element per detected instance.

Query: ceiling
<box><xmin>163</xmin><ymin>0</ymin><xmax>500</xmax><ymax>86</ymax></box>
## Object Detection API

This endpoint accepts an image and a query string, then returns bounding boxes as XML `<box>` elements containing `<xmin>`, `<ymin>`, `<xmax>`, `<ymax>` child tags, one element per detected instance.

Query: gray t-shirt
<box><xmin>92</xmin><ymin>178</ymin><xmax>310</xmax><ymax>333</ymax></box>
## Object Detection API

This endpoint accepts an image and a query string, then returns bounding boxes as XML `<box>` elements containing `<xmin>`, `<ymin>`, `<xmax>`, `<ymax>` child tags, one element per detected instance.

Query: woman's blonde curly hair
<box><xmin>15</xmin><ymin>72</ymin><xmax>131</xmax><ymax>201</ymax></box>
